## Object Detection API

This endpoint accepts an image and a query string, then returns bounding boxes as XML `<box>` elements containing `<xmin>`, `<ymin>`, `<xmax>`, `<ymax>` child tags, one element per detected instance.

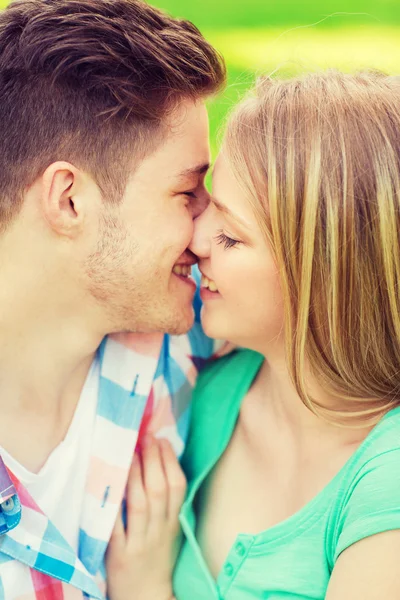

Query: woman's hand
<box><xmin>106</xmin><ymin>436</ymin><xmax>186</xmax><ymax>600</ymax></box>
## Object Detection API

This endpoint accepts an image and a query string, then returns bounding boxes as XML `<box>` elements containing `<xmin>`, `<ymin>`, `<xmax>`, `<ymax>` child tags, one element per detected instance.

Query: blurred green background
<box><xmin>150</xmin><ymin>0</ymin><xmax>400</xmax><ymax>157</ymax></box>
<box><xmin>0</xmin><ymin>0</ymin><xmax>399</xmax><ymax>157</ymax></box>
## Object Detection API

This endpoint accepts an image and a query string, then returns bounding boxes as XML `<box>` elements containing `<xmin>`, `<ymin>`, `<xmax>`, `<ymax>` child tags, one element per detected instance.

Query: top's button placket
<box><xmin>235</xmin><ymin>542</ymin><xmax>246</xmax><ymax>557</ymax></box>
<box><xmin>217</xmin><ymin>537</ymin><xmax>253</xmax><ymax>597</ymax></box>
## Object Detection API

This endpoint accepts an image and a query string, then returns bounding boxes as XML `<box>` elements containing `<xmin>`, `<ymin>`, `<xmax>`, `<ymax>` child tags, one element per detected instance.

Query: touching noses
<box><xmin>189</xmin><ymin>204</ymin><xmax>211</xmax><ymax>259</ymax></box>
<box><xmin>189</xmin><ymin>192</ymin><xmax>210</xmax><ymax>221</ymax></box>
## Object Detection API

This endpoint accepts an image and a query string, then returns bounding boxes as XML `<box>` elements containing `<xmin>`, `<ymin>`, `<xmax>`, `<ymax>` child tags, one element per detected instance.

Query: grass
<box><xmin>150</xmin><ymin>1</ymin><xmax>400</xmax><ymax>155</ymax></box>
<box><xmin>1</xmin><ymin>0</ymin><xmax>399</xmax><ymax>157</ymax></box>
<box><xmin>151</xmin><ymin>0</ymin><xmax>400</xmax><ymax>29</ymax></box>
<box><xmin>206</xmin><ymin>23</ymin><xmax>400</xmax><ymax>156</ymax></box>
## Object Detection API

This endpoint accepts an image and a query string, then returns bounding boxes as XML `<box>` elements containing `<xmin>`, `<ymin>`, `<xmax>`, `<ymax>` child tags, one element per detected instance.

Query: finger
<box><xmin>159</xmin><ymin>439</ymin><xmax>187</xmax><ymax>524</ymax></box>
<box><xmin>108</xmin><ymin>505</ymin><xmax>126</xmax><ymax>557</ymax></box>
<box><xmin>142</xmin><ymin>436</ymin><xmax>169</xmax><ymax>539</ymax></box>
<box><xmin>126</xmin><ymin>452</ymin><xmax>149</xmax><ymax>545</ymax></box>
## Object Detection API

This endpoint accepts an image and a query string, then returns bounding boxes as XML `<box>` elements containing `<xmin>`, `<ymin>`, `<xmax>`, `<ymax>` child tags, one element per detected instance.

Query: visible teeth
<box><xmin>173</xmin><ymin>265</ymin><xmax>191</xmax><ymax>277</ymax></box>
<box><xmin>201</xmin><ymin>275</ymin><xmax>218</xmax><ymax>292</ymax></box>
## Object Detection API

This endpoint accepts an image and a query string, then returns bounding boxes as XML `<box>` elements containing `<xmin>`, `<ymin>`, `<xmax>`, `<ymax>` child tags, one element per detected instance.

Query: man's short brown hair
<box><xmin>0</xmin><ymin>0</ymin><xmax>226</xmax><ymax>226</ymax></box>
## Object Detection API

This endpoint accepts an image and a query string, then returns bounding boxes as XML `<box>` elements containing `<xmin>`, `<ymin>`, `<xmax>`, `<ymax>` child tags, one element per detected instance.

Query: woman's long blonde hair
<box><xmin>225</xmin><ymin>70</ymin><xmax>400</xmax><ymax>425</ymax></box>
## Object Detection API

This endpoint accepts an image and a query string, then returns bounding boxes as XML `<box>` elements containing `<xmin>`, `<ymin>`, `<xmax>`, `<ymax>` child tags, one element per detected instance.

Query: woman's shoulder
<box><xmin>334</xmin><ymin>406</ymin><xmax>400</xmax><ymax>497</ymax></box>
<box><xmin>329</xmin><ymin>406</ymin><xmax>400</xmax><ymax>564</ymax></box>
<box><xmin>353</xmin><ymin>406</ymin><xmax>400</xmax><ymax>464</ymax></box>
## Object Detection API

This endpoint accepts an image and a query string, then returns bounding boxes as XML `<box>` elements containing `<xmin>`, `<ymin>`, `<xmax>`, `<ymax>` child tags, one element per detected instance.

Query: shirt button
<box><xmin>224</xmin><ymin>563</ymin><xmax>234</xmax><ymax>577</ymax></box>
<box><xmin>235</xmin><ymin>542</ymin><xmax>246</xmax><ymax>556</ymax></box>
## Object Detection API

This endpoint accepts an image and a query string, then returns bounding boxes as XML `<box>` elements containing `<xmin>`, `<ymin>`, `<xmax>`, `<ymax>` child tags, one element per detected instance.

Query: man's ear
<box><xmin>40</xmin><ymin>161</ymin><xmax>87</xmax><ymax>237</ymax></box>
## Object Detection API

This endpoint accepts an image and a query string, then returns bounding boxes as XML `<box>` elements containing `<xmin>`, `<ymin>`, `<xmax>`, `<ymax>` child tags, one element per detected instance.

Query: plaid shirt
<box><xmin>0</xmin><ymin>292</ymin><xmax>217</xmax><ymax>599</ymax></box>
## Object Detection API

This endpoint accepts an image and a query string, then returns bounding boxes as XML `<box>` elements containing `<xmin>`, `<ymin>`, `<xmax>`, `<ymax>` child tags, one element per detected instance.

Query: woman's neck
<box><xmin>247</xmin><ymin>356</ymin><xmax>374</xmax><ymax>450</ymax></box>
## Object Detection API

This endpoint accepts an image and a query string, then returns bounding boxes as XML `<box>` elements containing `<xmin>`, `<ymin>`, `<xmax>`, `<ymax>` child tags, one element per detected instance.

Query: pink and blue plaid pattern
<box><xmin>0</xmin><ymin>292</ymin><xmax>218</xmax><ymax>599</ymax></box>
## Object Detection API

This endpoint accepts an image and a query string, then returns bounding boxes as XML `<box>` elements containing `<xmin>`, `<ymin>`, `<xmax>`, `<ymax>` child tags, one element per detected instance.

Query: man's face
<box><xmin>85</xmin><ymin>100</ymin><xmax>211</xmax><ymax>335</ymax></box>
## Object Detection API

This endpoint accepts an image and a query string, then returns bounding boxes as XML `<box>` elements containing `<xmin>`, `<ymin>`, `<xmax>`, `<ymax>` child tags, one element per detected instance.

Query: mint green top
<box><xmin>173</xmin><ymin>349</ymin><xmax>400</xmax><ymax>600</ymax></box>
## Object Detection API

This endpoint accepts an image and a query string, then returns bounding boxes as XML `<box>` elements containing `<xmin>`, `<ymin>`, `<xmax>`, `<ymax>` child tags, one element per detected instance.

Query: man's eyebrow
<box><xmin>212</xmin><ymin>197</ymin><xmax>251</xmax><ymax>229</ymax></box>
<box><xmin>177</xmin><ymin>162</ymin><xmax>210</xmax><ymax>178</ymax></box>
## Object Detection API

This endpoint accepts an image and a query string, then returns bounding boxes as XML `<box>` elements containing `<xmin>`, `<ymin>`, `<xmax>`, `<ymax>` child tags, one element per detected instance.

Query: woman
<box><xmin>107</xmin><ymin>71</ymin><xmax>400</xmax><ymax>599</ymax></box>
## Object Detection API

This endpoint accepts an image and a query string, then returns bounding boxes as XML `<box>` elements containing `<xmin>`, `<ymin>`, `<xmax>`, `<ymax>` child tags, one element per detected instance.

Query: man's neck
<box><xmin>0</xmin><ymin>307</ymin><xmax>101</xmax><ymax>403</ymax></box>
<box><xmin>0</xmin><ymin>284</ymin><xmax>104</xmax><ymax>471</ymax></box>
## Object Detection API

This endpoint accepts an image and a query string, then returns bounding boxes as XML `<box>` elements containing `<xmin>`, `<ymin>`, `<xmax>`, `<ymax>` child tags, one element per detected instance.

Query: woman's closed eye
<box><xmin>214</xmin><ymin>229</ymin><xmax>241</xmax><ymax>250</ymax></box>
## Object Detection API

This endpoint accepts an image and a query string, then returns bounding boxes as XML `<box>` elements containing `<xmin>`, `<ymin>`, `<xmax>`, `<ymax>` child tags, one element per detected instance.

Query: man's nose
<box><xmin>189</xmin><ymin>205</ymin><xmax>211</xmax><ymax>258</ymax></box>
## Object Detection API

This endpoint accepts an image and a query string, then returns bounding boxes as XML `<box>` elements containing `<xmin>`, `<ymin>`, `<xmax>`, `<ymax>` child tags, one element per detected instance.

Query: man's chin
<box><xmin>119</xmin><ymin>305</ymin><xmax>195</xmax><ymax>336</ymax></box>
<box><xmin>167</xmin><ymin>306</ymin><xmax>195</xmax><ymax>336</ymax></box>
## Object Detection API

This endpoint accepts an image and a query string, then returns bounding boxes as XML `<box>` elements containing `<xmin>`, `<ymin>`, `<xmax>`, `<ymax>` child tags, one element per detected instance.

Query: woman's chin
<box><xmin>200</xmin><ymin>315</ymin><xmax>236</xmax><ymax>347</ymax></box>
<box><xmin>200</xmin><ymin>311</ymin><xmax>223</xmax><ymax>341</ymax></box>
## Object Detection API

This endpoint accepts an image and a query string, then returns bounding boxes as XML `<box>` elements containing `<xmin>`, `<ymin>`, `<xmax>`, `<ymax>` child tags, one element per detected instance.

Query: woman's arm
<box><xmin>326</xmin><ymin>530</ymin><xmax>400</xmax><ymax>599</ymax></box>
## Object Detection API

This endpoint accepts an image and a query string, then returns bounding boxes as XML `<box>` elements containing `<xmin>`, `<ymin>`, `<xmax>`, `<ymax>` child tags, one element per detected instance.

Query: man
<box><xmin>0</xmin><ymin>0</ymin><xmax>225</xmax><ymax>597</ymax></box>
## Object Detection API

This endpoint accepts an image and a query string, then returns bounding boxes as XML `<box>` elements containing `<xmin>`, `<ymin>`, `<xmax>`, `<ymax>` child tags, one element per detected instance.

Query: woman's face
<box><xmin>189</xmin><ymin>152</ymin><xmax>284</xmax><ymax>354</ymax></box>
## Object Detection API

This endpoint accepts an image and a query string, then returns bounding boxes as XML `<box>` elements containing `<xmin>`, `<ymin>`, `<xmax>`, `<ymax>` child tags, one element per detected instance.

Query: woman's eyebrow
<box><xmin>211</xmin><ymin>196</ymin><xmax>251</xmax><ymax>229</ymax></box>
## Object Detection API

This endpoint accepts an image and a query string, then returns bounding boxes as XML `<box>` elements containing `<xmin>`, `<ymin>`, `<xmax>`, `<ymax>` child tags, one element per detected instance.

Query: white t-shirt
<box><xmin>0</xmin><ymin>358</ymin><xmax>99</xmax><ymax>551</ymax></box>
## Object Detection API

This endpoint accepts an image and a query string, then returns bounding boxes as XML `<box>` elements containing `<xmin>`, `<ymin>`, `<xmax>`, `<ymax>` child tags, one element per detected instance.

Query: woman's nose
<box><xmin>189</xmin><ymin>205</ymin><xmax>211</xmax><ymax>259</ymax></box>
